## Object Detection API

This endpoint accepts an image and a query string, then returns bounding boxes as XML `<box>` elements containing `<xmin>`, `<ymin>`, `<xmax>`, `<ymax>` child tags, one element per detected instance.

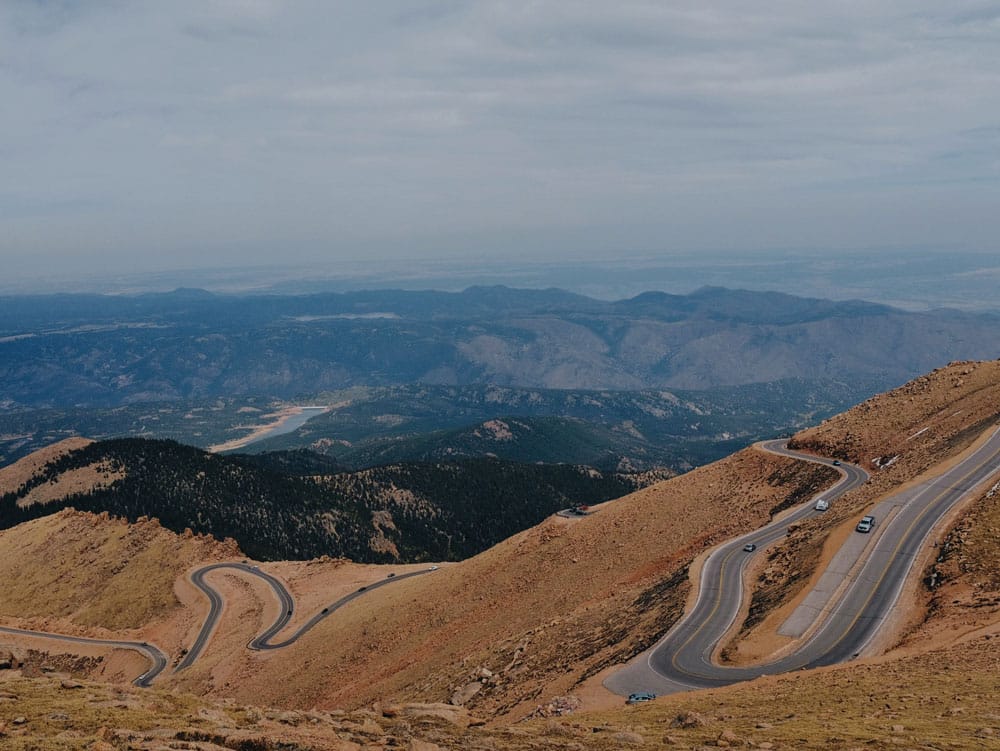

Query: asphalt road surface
<box><xmin>1</xmin><ymin>563</ymin><xmax>436</xmax><ymax>685</ymax></box>
<box><xmin>176</xmin><ymin>563</ymin><xmax>436</xmax><ymax>672</ymax></box>
<box><xmin>606</xmin><ymin>428</ymin><xmax>1000</xmax><ymax>696</ymax></box>
<box><xmin>8</xmin><ymin>427</ymin><xmax>996</xmax><ymax>692</ymax></box>
<box><xmin>0</xmin><ymin>625</ymin><xmax>167</xmax><ymax>687</ymax></box>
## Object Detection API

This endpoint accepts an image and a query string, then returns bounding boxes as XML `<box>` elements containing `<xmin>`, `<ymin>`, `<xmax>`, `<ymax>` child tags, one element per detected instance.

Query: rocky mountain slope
<box><xmin>724</xmin><ymin>359</ymin><xmax>1000</xmax><ymax>662</ymax></box>
<box><xmin>164</xmin><ymin>446</ymin><xmax>836</xmax><ymax>716</ymax></box>
<box><xmin>5</xmin><ymin>631</ymin><xmax>999</xmax><ymax>751</ymax></box>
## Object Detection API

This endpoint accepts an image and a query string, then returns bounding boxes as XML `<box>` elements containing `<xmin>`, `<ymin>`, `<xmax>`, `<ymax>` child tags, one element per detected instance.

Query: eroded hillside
<box><xmin>4</xmin><ymin>612</ymin><xmax>998</xmax><ymax>750</ymax></box>
<box><xmin>1</xmin><ymin>445</ymin><xmax>836</xmax><ymax>718</ymax></box>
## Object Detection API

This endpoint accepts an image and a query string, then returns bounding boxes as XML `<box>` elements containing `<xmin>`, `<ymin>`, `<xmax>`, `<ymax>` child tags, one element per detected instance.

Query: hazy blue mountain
<box><xmin>0</xmin><ymin>380</ymin><xmax>869</xmax><ymax>472</ymax></box>
<box><xmin>243</xmin><ymin>380</ymin><xmax>867</xmax><ymax>471</ymax></box>
<box><xmin>1</xmin><ymin>286</ymin><xmax>997</xmax><ymax>413</ymax></box>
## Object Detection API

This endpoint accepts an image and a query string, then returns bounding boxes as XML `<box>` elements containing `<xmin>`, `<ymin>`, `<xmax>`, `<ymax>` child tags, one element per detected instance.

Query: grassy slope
<box><xmin>5</xmin><ymin>631</ymin><xmax>998</xmax><ymax>750</ymax></box>
<box><xmin>560</xmin><ymin>632</ymin><xmax>1000</xmax><ymax>750</ymax></box>
<box><xmin>0</xmin><ymin>509</ymin><xmax>236</xmax><ymax>630</ymax></box>
<box><xmin>0</xmin><ymin>438</ymin><xmax>92</xmax><ymax>497</ymax></box>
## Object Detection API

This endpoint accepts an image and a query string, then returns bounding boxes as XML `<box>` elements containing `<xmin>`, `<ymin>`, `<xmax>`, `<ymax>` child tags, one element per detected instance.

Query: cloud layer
<box><xmin>2</xmin><ymin>1</ymin><xmax>998</xmax><ymax>276</ymax></box>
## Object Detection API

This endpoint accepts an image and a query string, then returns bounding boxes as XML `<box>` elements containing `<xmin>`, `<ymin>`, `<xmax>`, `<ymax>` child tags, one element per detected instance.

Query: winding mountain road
<box><xmin>1</xmin><ymin>564</ymin><xmax>437</xmax><ymax>686</ymax></box>
<box><xmin>176</xmin><ymin>563</ymin><xmax>436</xmax><ymax>671</ymax></box>
<box><xmin>0</xmin><ymin>625</ymin><xmax>166</xmax><ymax>687</ymax></box>
<box><xmin>606</xmin><ymin>427</ymin><xmax>1000</xmax><ymax>696</ymax></box>
<box><xmin>5</xmin><ymin>426</ymin><xmax>997</xmax><ymax>694</ymax></box>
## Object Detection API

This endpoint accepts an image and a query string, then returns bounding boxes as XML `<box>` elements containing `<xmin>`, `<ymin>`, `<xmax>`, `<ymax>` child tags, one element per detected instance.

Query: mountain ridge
<box><xmin>2</xmin><ymin>285</ymin><xmax>998</xmax><ymax>409</ymax></box>
<box><xmin>0</xmin><ymin>437</ymin><xmax>659</xmax><ymax>562</ymax></box>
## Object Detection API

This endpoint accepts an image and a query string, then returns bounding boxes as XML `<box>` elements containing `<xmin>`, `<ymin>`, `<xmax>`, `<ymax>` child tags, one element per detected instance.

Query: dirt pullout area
<box><xmin>724</xmin><ymin>360</ymin><xmax>1000</xmax><ymax>665</ymax></box>
<box><xmin>0</xmin><ymin>437</ymin><xmax>92</xmax><ymax>496</ymax></box>
<box><xmin>176</xmin><ymin>446</ymin><xmax>840</xmax><ymax>719</ymax></box>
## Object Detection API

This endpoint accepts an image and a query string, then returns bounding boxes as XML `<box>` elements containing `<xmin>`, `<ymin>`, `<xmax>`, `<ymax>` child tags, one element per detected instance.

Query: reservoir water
<box><xmin>244</xmin><ymin>406</ymin><xmax>327</xmax><ymax>447</ymax></box>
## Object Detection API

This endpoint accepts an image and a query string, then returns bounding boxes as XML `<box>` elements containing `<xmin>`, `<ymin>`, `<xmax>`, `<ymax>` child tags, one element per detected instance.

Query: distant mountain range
<box><xmin>2</xmin><ymin>285</ymin><xmax>998</xmax><ymax>411</ymax></box>
<box><xmin>0</xmin><ymin>379</ymin><xmax>871</xmax><ymax>471</ymax></box>
<box><xmin>243</xmin><ymin>380</ymin><xmax>866</xmax><ymax>471</ymax></box>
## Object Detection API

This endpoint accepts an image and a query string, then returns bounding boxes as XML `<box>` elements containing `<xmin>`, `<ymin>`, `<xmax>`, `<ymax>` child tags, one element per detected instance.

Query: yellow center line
<box><xmin>815</xmin><ymin>442</ymin><xmax>1000</xmax><ymax>656</ymax></box>
<box><xmin>659</xmin><ymin>434</ymin><xmax>999</xmax><ymax>683</ymax></box>
<box><xmin>669</xmin><ymin>544</ymin><xmax>740</xmax><ymax>673</ymax></box>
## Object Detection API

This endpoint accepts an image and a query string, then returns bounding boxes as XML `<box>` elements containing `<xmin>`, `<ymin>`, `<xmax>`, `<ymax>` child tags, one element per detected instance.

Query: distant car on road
<box><xmin>814</xmin><ymin>499</ymin><xmax>829</xmax><ymax>511</ymax></box>
<box><xmin>387</xmin><ymin>573</ymin><xmax>396</xmax><ymax>578</ymax></box>
<box><xmin>626</xmin><ymin>692</ymin><xmax>656</xmax><ymax>704</ymax></box>
<box><xmin>743</xmin><ymin>543</ymin><xmax>757</xmax><ymax>552</ymax></box>
<box><xmin>833</xmin><ymin>460</ymin><xmax>842</xmax><ymax>466</ymax></box>
<box><xmin>856</xmin><ymin>515</ymin><xmax>875</xmax><ymax>533</ymax></box>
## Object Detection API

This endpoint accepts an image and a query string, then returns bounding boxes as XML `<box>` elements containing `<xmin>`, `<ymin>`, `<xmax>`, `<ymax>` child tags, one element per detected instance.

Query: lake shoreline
<box><xmin>207</xmin><ymin>405</ymin><xmax>328</xmax><ymax>453</ymax></box>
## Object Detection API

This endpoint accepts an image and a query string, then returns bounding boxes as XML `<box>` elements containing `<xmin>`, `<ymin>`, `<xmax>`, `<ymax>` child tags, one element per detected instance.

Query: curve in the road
<box><xmin>1</xmin><ymin>563</ymin><xmax>437</xmax><ymax>686</ymax></box>
<box><xmin>0</xmin><ymin>625</ymin><xmax>167</xmax><ymax>687</ymax></box>
<box><xmin>606</xmin><ymin>427</ymin><xmax>1000</xmax><ymax>696</ymax></box>
<box><xmin>176</xmin><ymin>563</ymin><xmax>437</xmax><ymax>672</ymax></box>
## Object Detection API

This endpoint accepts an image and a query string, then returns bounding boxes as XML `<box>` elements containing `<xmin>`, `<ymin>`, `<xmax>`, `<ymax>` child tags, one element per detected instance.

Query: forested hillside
<box><xmin>0</xmin><ymin>439</ymin><xmax>653</xmax><ymax>561</ymax></box>
<box><xmin>0</xmin><ymin>378</ymin><xmax>863</xmax><ymax>469</ymax></box>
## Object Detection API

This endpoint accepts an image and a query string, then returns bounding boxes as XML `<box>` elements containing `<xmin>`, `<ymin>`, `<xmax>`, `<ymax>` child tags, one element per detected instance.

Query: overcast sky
<box><xmin>2</xmin><ymin>1</ymin><xmax>999</xmax><ymax>281</ymax></box>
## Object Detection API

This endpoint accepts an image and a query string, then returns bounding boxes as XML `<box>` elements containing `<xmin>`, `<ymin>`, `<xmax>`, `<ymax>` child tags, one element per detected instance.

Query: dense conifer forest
<box><xmin>0</xmin><ymin>438</ymin><xmax>649</xmax><ymax>561</ymax></box>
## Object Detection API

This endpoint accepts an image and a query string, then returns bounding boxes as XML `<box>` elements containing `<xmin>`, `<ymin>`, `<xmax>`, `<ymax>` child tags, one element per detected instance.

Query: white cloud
<box><xmin>1</xmin><ymin>0</ymin><xmax>998</xmax><ymax>276</ymax></box>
